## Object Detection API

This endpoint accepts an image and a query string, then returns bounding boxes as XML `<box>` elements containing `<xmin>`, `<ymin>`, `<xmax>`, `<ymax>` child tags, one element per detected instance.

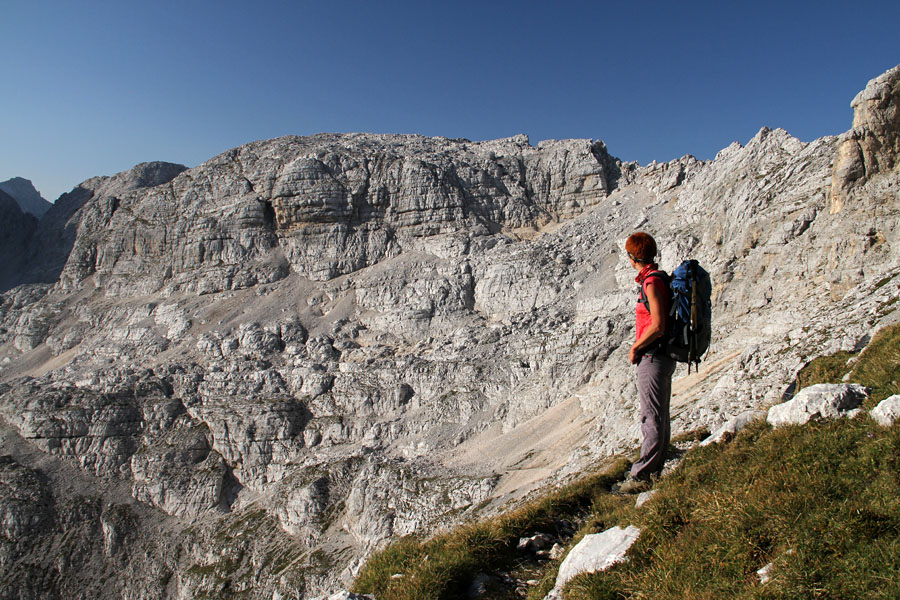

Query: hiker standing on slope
<box><xmin>620</xmin><ymin>231</ymin><xmax>676</xmax><ymax>494</ymax></box>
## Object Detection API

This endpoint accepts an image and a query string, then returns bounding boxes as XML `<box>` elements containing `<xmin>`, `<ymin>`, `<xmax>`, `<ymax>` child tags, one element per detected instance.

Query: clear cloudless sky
<box><xmin>3</xmin><ymin>0</ymin><xmax>900</xmax><ymax>201</ymax></box>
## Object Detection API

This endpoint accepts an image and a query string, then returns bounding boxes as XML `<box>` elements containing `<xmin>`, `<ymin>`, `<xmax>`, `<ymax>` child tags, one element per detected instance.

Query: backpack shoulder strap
<box><xmin>638</xmin><ymin>270</ymin><xmax>668</xmax><ymax>312</ymax></box>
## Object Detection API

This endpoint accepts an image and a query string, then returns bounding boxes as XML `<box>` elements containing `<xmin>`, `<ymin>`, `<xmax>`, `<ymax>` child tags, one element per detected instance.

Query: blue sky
<box><xmin>3</xmin><ymin>0</ymin><xmax>899</xmax><ymax>202</ymax></box>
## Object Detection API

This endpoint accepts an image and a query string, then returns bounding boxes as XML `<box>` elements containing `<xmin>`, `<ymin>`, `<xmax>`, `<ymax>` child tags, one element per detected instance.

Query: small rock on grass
<box><xmin>870</xmin><ymin>394</ymin><xmax>900</xmax><ymax>427</ymax></box>
<box><xmin>635</xmin><ymin>489</ymin><xmax>658</xmax><ymax>508</ymax></box>
<box><xmin>549</xmin><ymin>543</ymin><xmax>565</xmax><ymax>560</ymax></box>
<box><xmin>517</xmin><ymin>533</ymin><xmax>555</xmax><ymax>552</ymax></box>
<box><xmin>700</xmin><ymin>410</ymin><xmax>766</xmax><ymax>446</ymax></box>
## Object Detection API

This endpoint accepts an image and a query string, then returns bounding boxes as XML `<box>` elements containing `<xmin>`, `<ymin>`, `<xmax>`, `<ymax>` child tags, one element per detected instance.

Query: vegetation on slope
<box><xmin>352</xmin><ymin>455</ymin><xmax>634</xmax><ymax>599</ymax></box>
<box><xmin>796</xmin><ymin>320</ymin><xmax>900</xmax><ymax>406</ymax></box>
<box><xmin>353</xmin><ymin>322</ymin><xmax>900</xmax><ymax>599</ymax></box>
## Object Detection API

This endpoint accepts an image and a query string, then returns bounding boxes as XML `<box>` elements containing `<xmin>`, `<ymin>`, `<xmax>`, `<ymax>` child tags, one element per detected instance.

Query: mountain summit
<box><xmin>0</xmin><ymin>177</ymin><xmax>52</xmax><ymax>218</ymax></box>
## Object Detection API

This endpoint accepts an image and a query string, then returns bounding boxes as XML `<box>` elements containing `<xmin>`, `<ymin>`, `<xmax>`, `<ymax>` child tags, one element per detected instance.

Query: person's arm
<box><xmin>629</xmin><ymin>280</ymin><xmax>667</xmax><ymax>364</ymax></box>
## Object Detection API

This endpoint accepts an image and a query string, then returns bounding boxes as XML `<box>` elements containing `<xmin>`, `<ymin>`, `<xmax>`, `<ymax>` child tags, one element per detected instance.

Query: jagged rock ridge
<box><xmin>0</xmin><ymin>64</ymin><xmax>898</xmax><ymax>599</ymax></box>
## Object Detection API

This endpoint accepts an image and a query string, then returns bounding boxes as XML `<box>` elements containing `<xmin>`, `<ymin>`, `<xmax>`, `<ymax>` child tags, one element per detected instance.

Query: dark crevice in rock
<box><xmin>219</xmin><ymin>465</ymin><xmax>243</xmax><ymax>512</ymax></box>
<box><xmin>260</xmin><ymin>199</ymin><xmax>277</xmax><ymax>233</ymax></box>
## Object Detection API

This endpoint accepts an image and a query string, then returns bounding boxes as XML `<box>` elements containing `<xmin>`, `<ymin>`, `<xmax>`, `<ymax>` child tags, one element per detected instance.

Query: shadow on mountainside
<box><xmin>0</xmin><ymin>161</ymin><xmax>188</xmax><ymax>293</ymax></box>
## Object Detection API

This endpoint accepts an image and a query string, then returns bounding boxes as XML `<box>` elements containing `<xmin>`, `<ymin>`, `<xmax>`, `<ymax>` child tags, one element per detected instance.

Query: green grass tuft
<box><xmin>352</xmin><ymin>458</ymin><xmax>631</xmax><ymax>600</ymax></box>
<box><xmin>848</xmin><ymin>324</ymin><xmax>900</xmax><ymax>405</ymax></box>
<box><xmin>796</xmin><ymin>350</ymin><xmax>857</xmax><ymax>390</ymax></box>
<box><xmin>796</xmin><ymin>322</ymin><xmax>900</xmax><ymax>406</ymax></box>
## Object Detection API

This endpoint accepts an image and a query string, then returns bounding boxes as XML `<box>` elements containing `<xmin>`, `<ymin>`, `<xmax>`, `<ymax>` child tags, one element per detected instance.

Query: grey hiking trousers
<box><xmin>631</xmin><ymin>352</ymin><xmax>676</xmax><ymax>481</ymax></box>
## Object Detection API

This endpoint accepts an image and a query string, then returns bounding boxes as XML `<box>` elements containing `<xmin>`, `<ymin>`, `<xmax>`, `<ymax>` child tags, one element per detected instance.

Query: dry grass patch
<box><xmin>352</xmin><ymin>458</ymin><xmax>631</xmax><ymax>600</ymax></box>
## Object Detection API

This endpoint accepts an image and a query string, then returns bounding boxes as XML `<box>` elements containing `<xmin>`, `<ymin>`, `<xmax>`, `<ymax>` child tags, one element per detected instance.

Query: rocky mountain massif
<box><xmin>0</xmin><ymin>64</ymin><xmax>898</xmax><ymax>599</ymax></box>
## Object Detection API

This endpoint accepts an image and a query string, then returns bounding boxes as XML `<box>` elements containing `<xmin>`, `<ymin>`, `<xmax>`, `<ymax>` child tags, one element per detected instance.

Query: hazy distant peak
<box><xmin>0</xmin><ymin>177</ymin><xmax>52</xmax><ymax>218</ymax></box>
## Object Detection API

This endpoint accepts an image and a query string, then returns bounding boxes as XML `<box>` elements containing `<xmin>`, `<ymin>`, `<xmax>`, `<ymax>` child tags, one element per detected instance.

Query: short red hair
<box><xmin>625</xmin><ymin>232</ymin><xmax>657</xmax><ymax>263</ymax></box>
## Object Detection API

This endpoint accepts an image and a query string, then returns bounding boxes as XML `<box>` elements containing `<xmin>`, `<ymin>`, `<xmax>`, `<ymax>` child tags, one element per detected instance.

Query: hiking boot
<box><xmin>614</xmin><ymin>476</ymin><xmax>651</xmax><ymax>494</ymax></box>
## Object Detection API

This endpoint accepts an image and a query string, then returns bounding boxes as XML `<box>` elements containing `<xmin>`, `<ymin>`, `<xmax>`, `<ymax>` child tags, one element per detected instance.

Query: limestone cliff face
<box><xmin>58</xmin><ymin>135</ymin><xmax>617</xmax><ymax>293</ymax></box>
<box><xmin>831</xmin><ymin>64</ymin><xmax>900</xmax><ymax>211</ymax></box>
<box><xmin>0</xmin><ymin>65</ymin><xmax>898</xmax><ymax>600</ymax></box>
<box><xmin>0</xmin><ymin>162</ymin><xmax>187</xmax><ymax>293</ymax></box>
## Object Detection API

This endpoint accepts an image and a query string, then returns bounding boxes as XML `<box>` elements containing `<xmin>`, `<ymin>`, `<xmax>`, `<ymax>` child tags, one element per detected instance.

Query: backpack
<box><xmin>639</xmin><ymin>259</ymin><xmax>712</xmax><ymax>372</ymax></box>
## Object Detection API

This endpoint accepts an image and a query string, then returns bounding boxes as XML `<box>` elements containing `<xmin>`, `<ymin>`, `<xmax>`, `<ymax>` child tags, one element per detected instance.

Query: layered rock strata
<box><xmin>55</xmin><ymin>135</ymin><xmax>617</xmax><ymax>294</ymax></box>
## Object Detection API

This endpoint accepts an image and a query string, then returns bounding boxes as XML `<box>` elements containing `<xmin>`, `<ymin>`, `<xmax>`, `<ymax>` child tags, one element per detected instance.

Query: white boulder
<box><xmin>544</xmin><ymin>525</ymin><xmax>641</xmax><ymax>600</ymax></box>
<box><xmin>767</xmin><ymin>384</ymin><xmax>868</xmax><ymax>427</ymax></box>
<box><xmin>634</xmin><ymin>490</ymin><xmax>658</xmax><ymax>508</ymax></box>
<box><xmin>870</xmin><ymin>395</ymin><xmax>900</xmax><ymax>427</ymax></box>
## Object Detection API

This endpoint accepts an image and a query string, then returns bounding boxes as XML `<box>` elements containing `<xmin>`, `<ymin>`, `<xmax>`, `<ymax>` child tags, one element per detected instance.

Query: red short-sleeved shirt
<box><xmin>635</xmin><ymin>265</ymin><xmax>669</xmax><ymax>341</ymax></box>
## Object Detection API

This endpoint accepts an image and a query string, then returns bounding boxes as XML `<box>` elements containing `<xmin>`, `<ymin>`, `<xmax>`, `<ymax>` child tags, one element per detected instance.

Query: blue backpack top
<box><xmin>639</xmin><ymin>259</ymin><xmax>712</xmax><ymax>371</ymax></box>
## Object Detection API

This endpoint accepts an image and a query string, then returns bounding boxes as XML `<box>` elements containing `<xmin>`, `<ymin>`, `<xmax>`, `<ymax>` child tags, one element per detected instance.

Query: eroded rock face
<box><xmin>0</xmin><ymin>64</ymin><xmax>898</xmax><ymax>600</ymax></box>
<box><xmin>56</xmin><ymin>135</ymin><xmax>619</xmax><ymax>294</ymax></box>
<box><xmin>831</xmin><ymin>64</ymin><xmax>900</xmax><ymax>211</ymax></box>
<box><xmin>0</xmin><ymin>456</ymin><xmax>53</xmax><ymax>566</ymax></box>
<box><xmin>0</xmin><ymin>382</ymin><xmax>144</xmax><ymax>477</ymax></box>
<box><xmin>131</xmin><ymin>422</ymin><xmax>227</xmax><ymax>518</ymax></box>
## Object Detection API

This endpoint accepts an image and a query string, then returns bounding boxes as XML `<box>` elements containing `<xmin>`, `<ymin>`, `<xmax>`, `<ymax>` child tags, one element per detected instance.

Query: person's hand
<box><xmin>629</xmin><ymin>345</ymin><xmax>640</xmax><ymax>364</ymax></box>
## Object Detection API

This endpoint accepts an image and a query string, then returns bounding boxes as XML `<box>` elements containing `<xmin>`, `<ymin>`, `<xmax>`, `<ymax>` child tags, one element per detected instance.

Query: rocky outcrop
<box><xmin>130</xmin><ymin>421</ymin><xmax>227</xmax><ymax>517</ymax></box>
<box><xmin>767</xmin><ymin>383</ymin><xmax>868</xmax><ymax>427</ymax></box>
<box><xmin>831</xmin><ymin>64</ymin><xmax>900</xmax><ymax>211</ymax></box>
<box><xmin>0</xmin><ymin>64</ymin><xmax>898</xmax><ymax>600</ymax></box>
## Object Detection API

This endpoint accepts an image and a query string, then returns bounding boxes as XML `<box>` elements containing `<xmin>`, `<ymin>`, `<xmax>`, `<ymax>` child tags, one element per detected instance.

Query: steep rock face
<box><xmin>0</xmin><ymin>162</ymin><xmax>187</xmax><ymax>293</ymax></box>
<box><xmin>0</xmin><ymin>65</ymin><xmax>898</xmax><ymax>600</ymax></box>
<box><xmin>831</xmin><ymin>64</ymin><xmax>900</xmax><ymax>211</ymax></box>
<box><xmin>57</xmin><ymin>135</ymin><xmax>618</xmax><ymax>294</ymax></box>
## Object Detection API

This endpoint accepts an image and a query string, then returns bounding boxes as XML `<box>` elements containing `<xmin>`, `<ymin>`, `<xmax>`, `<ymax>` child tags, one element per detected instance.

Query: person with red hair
<box><xmin>618</xmin><ymin>231</ymin><xmax>676</xmax><ymax>494</ymax></box>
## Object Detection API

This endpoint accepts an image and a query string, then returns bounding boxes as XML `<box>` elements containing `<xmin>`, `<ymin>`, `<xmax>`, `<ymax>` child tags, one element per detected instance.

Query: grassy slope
<box><xmin>352</xmin><ymin>322</ymin><xmax>900</xmax><ymax>599</ymax></box>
